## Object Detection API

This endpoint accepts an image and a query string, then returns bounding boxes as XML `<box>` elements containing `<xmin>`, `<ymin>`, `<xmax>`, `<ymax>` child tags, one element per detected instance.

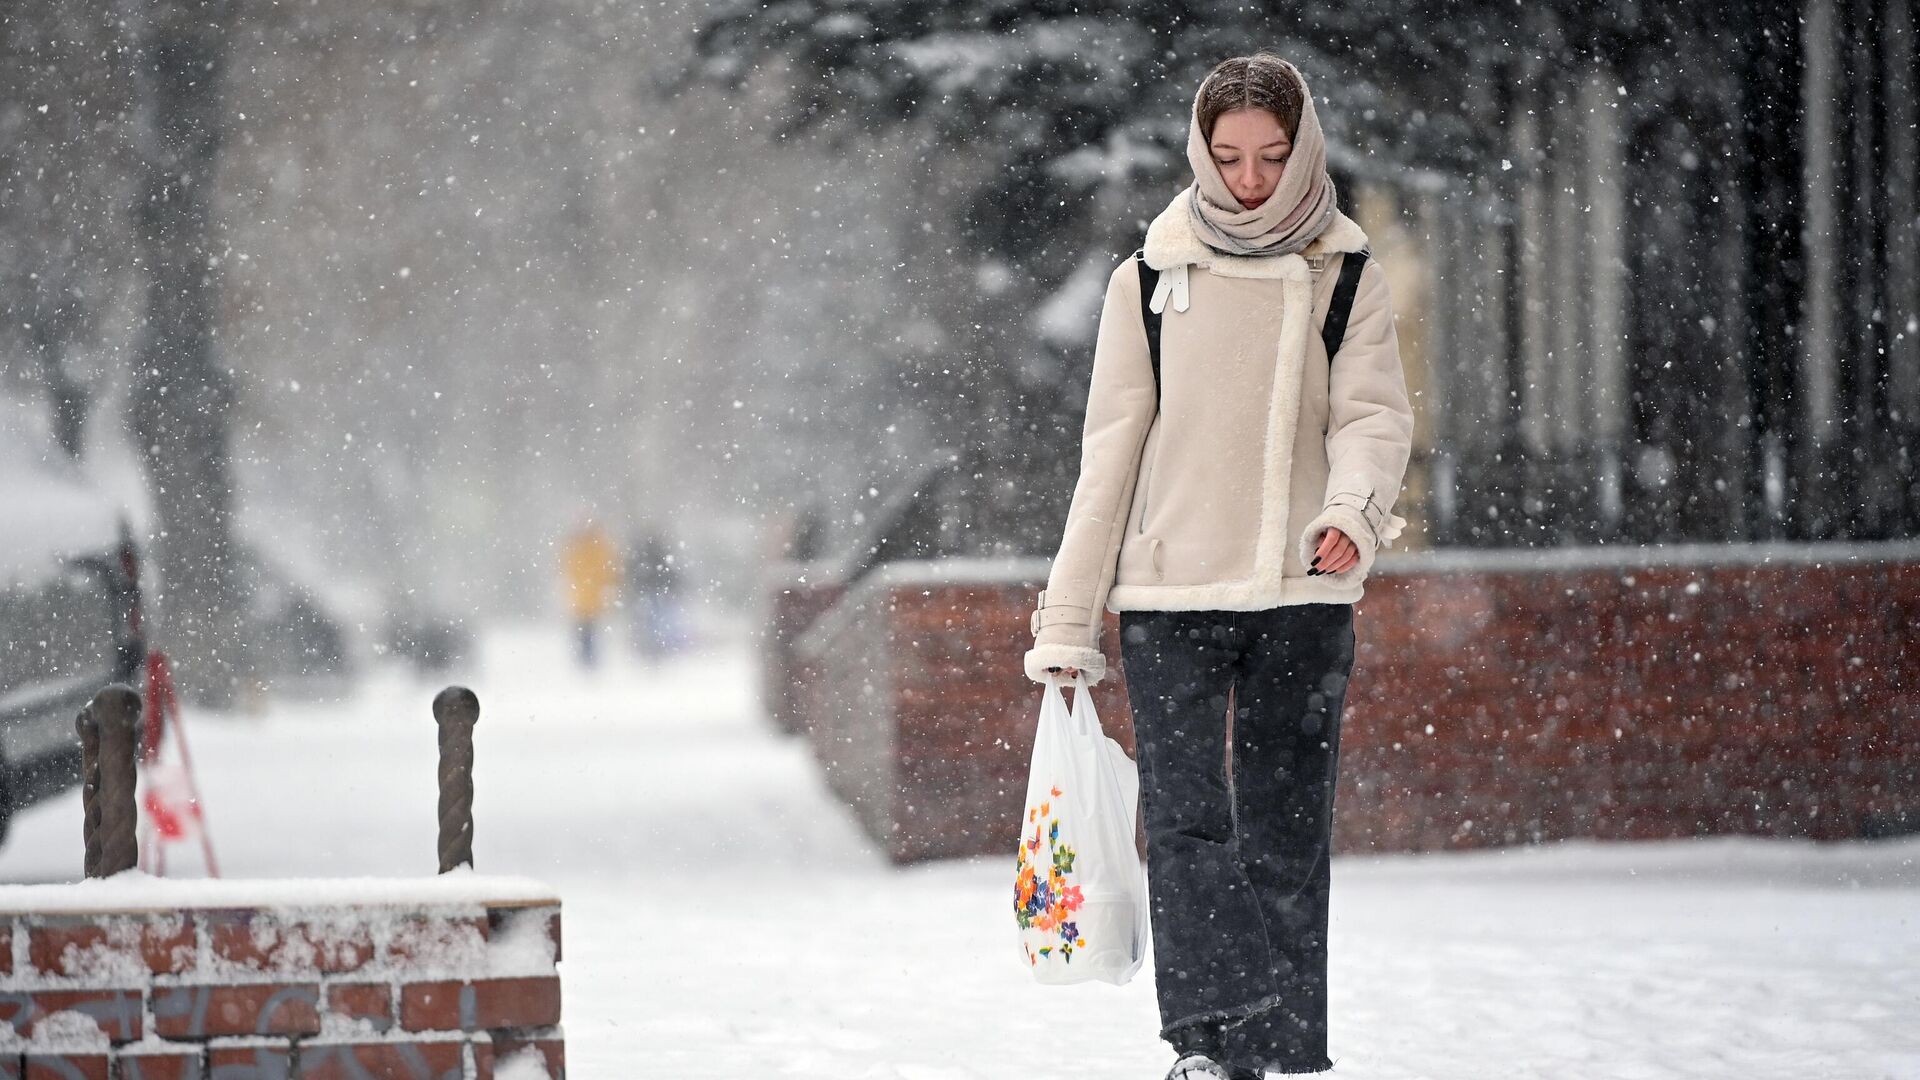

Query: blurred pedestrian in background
<box><xmin>626</xmin><ymin>530</ymin><xmax>684</xmax><ymax>660</ymax></box>
<box><xmin>562</xmin><ymin>514</ymin><xmax>622</xmax><ymax>668</ymax></box>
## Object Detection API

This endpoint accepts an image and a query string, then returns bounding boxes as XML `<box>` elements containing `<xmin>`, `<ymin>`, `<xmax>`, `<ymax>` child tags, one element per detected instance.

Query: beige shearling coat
<box><xmin>1023</xmin><ymin>195</ymin><xmax>1415</xmax><ymax>684</ymax></box>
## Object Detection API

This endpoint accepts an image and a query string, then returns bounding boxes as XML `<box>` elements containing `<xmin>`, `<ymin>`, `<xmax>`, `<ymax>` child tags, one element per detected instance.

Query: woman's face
<box><xmin>1208</xmin><ymin>107</ymin><xmax>1292</xmax><ymax>211</ymax></box>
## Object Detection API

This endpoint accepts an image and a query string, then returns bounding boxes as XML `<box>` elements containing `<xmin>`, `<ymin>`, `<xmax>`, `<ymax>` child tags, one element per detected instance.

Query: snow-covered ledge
<box><xmin>0</xmin><ymin>873</ymin><xmax>558</xmax><ymax>917</ymax></box>
<box><xmin>1369</xmin><ymin>536</ymin><xmax>1920</xmax><ymax>574</ymax></box>
<box><xmin>795</xmin><ymin>540</ymin><xmax>1920</xmax><ymax>659</ymax></box>
<box><xmin>793</xmin><ymin>556</ymin><xmax>1049</xmax><ymax>661</ymax></box>
<box><xmin>0</xmin><ymin>872</ymin><xmax>566</xmax><ymax>1079</ymax></box>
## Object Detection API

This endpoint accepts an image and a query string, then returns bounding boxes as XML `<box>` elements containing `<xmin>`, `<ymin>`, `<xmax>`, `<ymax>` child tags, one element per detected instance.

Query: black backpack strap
<box><xmin>1138</xmin><ymin>249</ymin><xmax>1362</xmax><ymax>387</ymax></box>
<box><xmin>1321</xmin><ymin>248</ymin><xmax>1369</xmax><ymax>362</ymax></box>
<box><xmin>1134</xmin><ymin>250</ymin><xmax>1161</xmax><ymax>401</ymax></box>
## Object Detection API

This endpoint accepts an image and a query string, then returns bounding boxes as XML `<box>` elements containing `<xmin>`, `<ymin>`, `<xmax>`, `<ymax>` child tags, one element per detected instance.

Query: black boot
<box><xmin>1165</xmin><ymin>1053</ymin><xmax>1258</xmax><ymax>1080</ymax></box>
<box><xmin>1164</xmin><ymin>1022</ymin><xmax>1261</xmax><ymax>1080</ymax></box>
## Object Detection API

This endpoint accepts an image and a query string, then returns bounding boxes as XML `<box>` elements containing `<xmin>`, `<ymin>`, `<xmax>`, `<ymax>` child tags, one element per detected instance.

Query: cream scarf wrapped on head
<box><xmin>1183</xmin><ymin>56</ymin><xmax>1337</xmax><ymax>258</ymax></box>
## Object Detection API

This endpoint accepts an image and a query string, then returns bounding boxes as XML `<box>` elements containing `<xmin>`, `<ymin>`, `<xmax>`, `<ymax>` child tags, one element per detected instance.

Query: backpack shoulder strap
<box><xmin>1322</xmin><ymin>248</ymin><xmax>1370</xmax><ymax>362</ymax></box>
<box><xmin>1134</xmin><ymin>250</ymin><xmax>1161</xmax><ymax>401</ymax></box>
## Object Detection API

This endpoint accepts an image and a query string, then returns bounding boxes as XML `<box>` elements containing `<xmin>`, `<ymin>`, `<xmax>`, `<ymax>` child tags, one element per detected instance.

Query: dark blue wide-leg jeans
<box><xmin>1119</xmin><ymin>603</ymin><xmax>1356</xmax><ymax>1075</ymax></box>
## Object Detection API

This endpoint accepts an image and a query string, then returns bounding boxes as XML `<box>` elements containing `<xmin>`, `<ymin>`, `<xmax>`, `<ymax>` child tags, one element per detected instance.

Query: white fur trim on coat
<box><xmin>1030</xmin><ymin>190</ymin><xmax>1407</xmax><ymax>664</ymax></box>
<box><xmin>1102</xmin><ymin>259</ymin><xmax>1311</xmax><ymax>611</ymax></box>
<box><xmin>1100</xmin><ymin>194</ymin><xmax>1396</xmax><ymax>612</ymax></box>
<box><xmin>1106</xmin><ymin>198</ymin><xmax>1320</xmax><ymax>612</ymax></box>
<box><xmin>1024</xmin><ymin>642</ymin><xmax>1108</xmax><ymax>685</ymax></box>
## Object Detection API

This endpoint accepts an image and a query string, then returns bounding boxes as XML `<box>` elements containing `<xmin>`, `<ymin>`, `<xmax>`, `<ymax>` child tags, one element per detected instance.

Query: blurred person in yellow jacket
<box><xmin>562</xmin><ymin>516</ymin><xmax>622</xmax><ymax>668</ymax></box>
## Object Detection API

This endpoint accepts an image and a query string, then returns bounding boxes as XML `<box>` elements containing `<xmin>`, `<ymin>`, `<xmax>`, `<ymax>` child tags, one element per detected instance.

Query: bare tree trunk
<box><xmin>126</xmin><ymin>0</ymin><xmax>249</xmax><ymax>707</ymax></box>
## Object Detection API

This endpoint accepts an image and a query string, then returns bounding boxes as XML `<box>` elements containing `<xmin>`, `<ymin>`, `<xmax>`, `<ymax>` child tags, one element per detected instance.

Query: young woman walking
<box><xmin>1023</xmin><ymin>54</ymin><xmax>1415</xmax><ymax>1079</ymax></box>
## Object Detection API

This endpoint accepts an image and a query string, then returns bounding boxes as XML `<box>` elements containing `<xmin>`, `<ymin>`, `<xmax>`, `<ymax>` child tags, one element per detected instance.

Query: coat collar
<box><xmin>1142</xmin><ymin>191</ymin><xmax>1369</xmax><ymax>280</ymax></box>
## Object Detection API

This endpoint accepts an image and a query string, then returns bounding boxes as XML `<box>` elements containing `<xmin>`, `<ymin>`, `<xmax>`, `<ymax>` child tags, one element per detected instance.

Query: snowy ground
<box><xmin>3</xmin><ymin>619</ymin><xmax>1917</xmax><ymax>1080</ymax></box>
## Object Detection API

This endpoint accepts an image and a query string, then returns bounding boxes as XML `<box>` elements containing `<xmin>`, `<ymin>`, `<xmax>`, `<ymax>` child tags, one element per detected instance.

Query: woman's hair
<box><xmin>1195</xmin><ymin>52</ymin><xmax>1305</xmax><ymax>143</ymax></box>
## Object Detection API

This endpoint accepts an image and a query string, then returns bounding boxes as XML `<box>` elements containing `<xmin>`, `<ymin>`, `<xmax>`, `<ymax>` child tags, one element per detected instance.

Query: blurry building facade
<box><xmin>1366</xmin><ymin>0</ymin><xmax>1917</xmax><ymax>550</ymax></box>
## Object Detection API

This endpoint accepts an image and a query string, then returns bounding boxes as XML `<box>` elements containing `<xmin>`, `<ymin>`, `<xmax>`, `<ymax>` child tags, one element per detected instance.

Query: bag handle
<box><xmin>1042</xmin><ymin>672</ymin><xmax>1069</xmax><ymax>722</ymax></box>
<box><xmin>1047</xmin><ymin>671</ymin><xmax>1096</xmax><ymax>738</ymax></box>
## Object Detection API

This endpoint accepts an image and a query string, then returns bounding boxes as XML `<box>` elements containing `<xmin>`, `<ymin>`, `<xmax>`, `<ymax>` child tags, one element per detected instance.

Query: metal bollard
<box><xmin>80</xmin><ymin>685</ymin><xmax>142</xmax><ymax>878</ymax></box>
<box><xmin>76</xmin><ymin>703</ymin><xmax>101</xmax><ymax>878</ymax></box>
<box><xmin>433</xmin><ymin>686</ymin><xmax>480</xmax><ymax>873</ymax></box>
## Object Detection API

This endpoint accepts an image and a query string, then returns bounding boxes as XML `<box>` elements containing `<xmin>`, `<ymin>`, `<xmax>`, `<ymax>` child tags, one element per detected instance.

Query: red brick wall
<box><xmin>776</xmin><ymin>547</ymin><xmax>1920</xmax><ymax>863</ymax></box>
<box><xmin>1343</xmin><ymin>555</ymin><xmax>1920</xmax><ymax>850</ymax></box>
<box><xmin>0</xmin><ymin>900</ymin><xmax>565</xmax><ymax>1079</ymax></box>
<box><xmin>759</xmin><ymin>569</ymin><xmax>845</xmax><ymax>736</ymax></box>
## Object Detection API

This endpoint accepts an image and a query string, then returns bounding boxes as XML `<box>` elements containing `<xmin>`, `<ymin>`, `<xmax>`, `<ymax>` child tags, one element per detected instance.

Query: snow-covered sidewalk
<box><xmin>2</xmin><ymin>622</ymin><xmax>1915</xmax><ymax>1079</ymax></box>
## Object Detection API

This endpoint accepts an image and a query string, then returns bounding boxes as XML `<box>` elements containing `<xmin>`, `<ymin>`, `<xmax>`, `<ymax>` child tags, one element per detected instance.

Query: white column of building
<box><xmin>1549</xmin><ymin>82</ymin><xmax>1591</xmax><ymax>460</ymax></box>
<box><xmin>1419</xmin><ymin>189</ymin><xmax>1462</xmax><ymax>533</ymax></box>
<box><xmin>1581</xmin><ymin>64</ymin><xmax>1629</xmax><ymax>534</ymax></box>
<box><xmin>1882</xmin><ymin>0</ymin><xmax>1920</xmax><ymax>435</ymax></box>
<box><xmin>1459</xmin><ymin>69</ymin><xmax>1514</xmax><ymax>462</ymax></box>
<box><xmin>1514</xmin><ymin>92</ymin><xmax>1554</xmax><ymax>465</ymax></box>
<box><xmin>1799</xmin><ymin>0</ymin><xmax>1842</xmax><ymax>482</ymax></box>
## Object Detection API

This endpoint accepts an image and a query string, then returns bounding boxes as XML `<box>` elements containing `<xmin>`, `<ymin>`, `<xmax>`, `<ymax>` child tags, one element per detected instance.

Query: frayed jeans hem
<box><xmin>1157</xmin><ymin>992</ymin><xmax>1287</xmax><ymax>1043</ymax></box>
<box><xmin>1218</xmin><ymin>999</ymin><xmax>1333</xmax><ymax>1073</ymax></box>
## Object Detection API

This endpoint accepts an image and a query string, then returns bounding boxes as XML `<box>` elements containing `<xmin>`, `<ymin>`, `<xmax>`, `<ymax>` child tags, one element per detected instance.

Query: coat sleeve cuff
<box><xmin>1023</xmin><ymin>643</ymin><xmax>1108</xmax><ymax>685</ymax></box>
<box><xmin>1297</xmin><ymin>502</ymin><xmax>1383</xmax><ymax>582</ymax></box>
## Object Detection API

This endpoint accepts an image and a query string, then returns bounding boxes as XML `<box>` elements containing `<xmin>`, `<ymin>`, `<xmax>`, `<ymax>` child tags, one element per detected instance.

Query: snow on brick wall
<box><xmin>0</xmin><ymin>877</ymin><xmax>565</xmax><ymax>1079</ymax></box>
<box><xmin>776</xmin><ymin>550</ymin><xmax>1920</xmax><ymax>863</ymax></box>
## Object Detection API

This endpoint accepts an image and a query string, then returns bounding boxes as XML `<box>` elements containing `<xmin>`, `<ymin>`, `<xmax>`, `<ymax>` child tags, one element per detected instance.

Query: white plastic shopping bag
<box><xmin>1013</xmin><ymin>672</ymin><xmax>1150</xmax><ymax>985</ymax></box>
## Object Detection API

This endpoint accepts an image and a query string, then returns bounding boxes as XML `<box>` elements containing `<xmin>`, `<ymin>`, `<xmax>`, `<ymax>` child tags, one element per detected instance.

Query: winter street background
<box><xmin>6</xmin><ymin>2</ymin><xmax>1920</xmax><ymax>1077</ymax></box>
<box><xmin>2</xmin><ymin>620</ymin><xmax>1914</xmax><ymax>1080</ymax></box>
